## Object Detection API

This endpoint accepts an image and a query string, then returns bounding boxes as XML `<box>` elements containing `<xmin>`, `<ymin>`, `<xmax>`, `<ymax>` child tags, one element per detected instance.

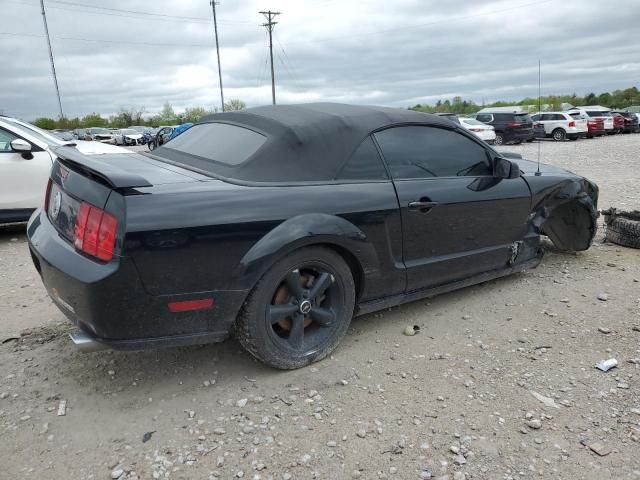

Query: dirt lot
<box><xmin>1</xmin><ymin>134</ymin><xmax>639</xmax><ymax>480</ymax></box>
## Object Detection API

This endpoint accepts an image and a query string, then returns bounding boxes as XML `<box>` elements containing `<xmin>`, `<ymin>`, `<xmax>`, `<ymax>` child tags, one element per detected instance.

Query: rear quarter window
<box><xmin>161</xmin><ymin>122</ymin><xmax>267</xmax><ymax>166</ymax></box>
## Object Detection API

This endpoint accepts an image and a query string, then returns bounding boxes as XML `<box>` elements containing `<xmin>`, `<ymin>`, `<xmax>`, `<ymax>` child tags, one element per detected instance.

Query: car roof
<box><xmin>476</xmin><ymin>106</ymin><xmax>529</xmax><ymax>114</ymax></box>
<box><xmin>196</xmin><ymin>103</ymin><xmax>448</xmax><ymax>182</ymax></box>
<box><xmin>568</xmin><ymin>105</ymin><xmax>611</xmax><ymax>111</ymax></box>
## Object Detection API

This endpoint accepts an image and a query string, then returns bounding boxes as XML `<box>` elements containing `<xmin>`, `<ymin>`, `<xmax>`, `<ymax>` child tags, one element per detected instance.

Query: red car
<box><xmin>612</xmin><ymin>111</ymin><xmax>640</xmax><ymax>133</ymax></box>
<box><xmin>610</xmin><ymin>113</ymin><xmax>625</xmax><ymax>134</ymax></box>
<box><xmin>586</xmin><ymin>117</ymin><xmax>605</xmax><ymax>138</ymax></box>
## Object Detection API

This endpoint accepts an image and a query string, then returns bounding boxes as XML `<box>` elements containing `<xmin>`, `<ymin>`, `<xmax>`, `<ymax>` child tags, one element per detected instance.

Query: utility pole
<box><xmin>210</xmin><ymin>0</ymin><xmax>225</xmax><ymax>112</ymax></box>
<box><xmin>260</xmin><ymin>10</ymin><xmax>280</xmax><ymax>105</ymax></box>
<box><xmin>39</xmin><ymin>0</ymin><xmax>64</xmax><ymax>119</ymax></box>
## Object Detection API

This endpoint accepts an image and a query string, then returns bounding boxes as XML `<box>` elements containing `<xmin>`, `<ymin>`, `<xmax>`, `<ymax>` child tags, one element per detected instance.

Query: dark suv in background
<box><xmin>473</xmin><ymin>108</ymin><xmax>535</xmax><ymax>145</ymax></box>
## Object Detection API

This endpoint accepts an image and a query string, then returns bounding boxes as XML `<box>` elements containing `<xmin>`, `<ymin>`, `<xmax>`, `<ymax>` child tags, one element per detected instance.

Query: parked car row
<box><xmin>437</xmin><ymin>105</ymin><xmax>640</xmax><ymax>145</ymax></box>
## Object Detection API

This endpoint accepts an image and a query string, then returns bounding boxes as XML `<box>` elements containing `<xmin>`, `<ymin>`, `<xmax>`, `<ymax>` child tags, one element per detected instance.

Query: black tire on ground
<box><xmin>552</xmin><ymin>128</ymin><xmax>566</xmax><ymax>141</ymax></box>
<box><xmin>148</xmin><ymin>141</ymin><xmax>155</xmax><ymax>151</ymax></box>
<box><xmin>569</xmin><ymin>136</ymin><xmax>578</xmax><ymax>141</ymax></box>
<box><xmin>235</xmin><ymin>246</ymin><xmax>356</xmax><ymax>369</ymax></box>
<box><xmin>526</xmin><ymin>138</ymin><xmax>534</xmax><ymax>143</ymax></box>
<box><xmin>603</xmin><ymin>209</ymin><xmax>640</xmax><ymax>249</ymax></box>
<box><xmin>494</xmin><ymin>133</ymin><xmax>504</xmax><ymax>146</ymax></box>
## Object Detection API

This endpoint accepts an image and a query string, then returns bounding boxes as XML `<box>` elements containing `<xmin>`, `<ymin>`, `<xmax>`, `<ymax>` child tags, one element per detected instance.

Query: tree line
<box><xmin>410</xmin><ymin>86</ymin><xmax>639</xmax><ymax>114</ymax></box>
<box><xmin>32</xmin><ymin>99</ymin><xmax>246</xmax><ymax>130</ymax></box>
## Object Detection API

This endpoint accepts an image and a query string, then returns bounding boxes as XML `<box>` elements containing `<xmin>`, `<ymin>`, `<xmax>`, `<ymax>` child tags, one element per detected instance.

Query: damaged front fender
<box><xmin>526</xmin><ymin>177</ymin><xmax>599</xmax><ymax>252</ymax></box>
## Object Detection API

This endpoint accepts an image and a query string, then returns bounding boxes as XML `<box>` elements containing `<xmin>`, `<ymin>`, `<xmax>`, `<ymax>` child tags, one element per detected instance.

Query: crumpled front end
<box><xmin>529</xmin><ymin>177</ymin><xmax>599</xmax><ymax>252</ymax></box>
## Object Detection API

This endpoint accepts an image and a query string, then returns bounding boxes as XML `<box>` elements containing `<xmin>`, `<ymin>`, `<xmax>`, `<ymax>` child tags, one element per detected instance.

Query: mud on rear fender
<box><xmin>529</xmin><ymin>179</ymin><xmax>599</xmax><ymax>252</ymax></box>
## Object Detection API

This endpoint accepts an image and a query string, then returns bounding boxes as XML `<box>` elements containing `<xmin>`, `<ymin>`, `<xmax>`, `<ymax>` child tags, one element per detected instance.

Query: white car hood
<box><xmin>71</xmin><ymin>140</ymin><xmax>133</xmax><ymax>155</ymax></box>
<box><xmin>124</xmin><ymin>133</ymin><xmax>143</xmax><ymax>139</ymax></box>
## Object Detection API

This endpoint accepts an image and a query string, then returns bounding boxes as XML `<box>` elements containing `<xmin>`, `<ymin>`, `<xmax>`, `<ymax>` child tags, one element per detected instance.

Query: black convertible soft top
<box><xmin>154</xmin><ymin>103</ymin><xmax>450</xmax><ymax>183</ymax></box>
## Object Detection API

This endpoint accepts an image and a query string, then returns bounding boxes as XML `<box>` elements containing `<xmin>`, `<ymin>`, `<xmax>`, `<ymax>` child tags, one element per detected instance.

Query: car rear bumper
<box><xmin>504</xmin><ymin>129</ymin><xmax>534</xmax><ymax>142</ymax></box>
<box><xmin>27</xmin><ymin>209</ymin><xmax>246</xmax><ymax>350</ymax></box>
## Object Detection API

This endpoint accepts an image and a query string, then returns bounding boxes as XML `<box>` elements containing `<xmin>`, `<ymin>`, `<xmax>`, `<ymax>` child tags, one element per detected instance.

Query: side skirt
<box><xmin>355</xmin><ymin>255</ymin><xmax>543</xmax><ymax>317</ymax></box>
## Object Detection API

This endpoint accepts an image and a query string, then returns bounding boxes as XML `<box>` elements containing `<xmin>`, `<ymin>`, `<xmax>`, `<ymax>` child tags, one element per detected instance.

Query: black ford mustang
<box><xmin>27</xmin><ymin>103</ymin><xmax>598</xmax><ymax>369</ymax></box>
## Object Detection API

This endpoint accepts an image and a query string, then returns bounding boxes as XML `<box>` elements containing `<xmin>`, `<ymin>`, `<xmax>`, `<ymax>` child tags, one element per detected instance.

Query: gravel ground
<box><xmin>0</xmin><ymin>134</ymin><xmax>639</xmax><ymax>480</ymax></box>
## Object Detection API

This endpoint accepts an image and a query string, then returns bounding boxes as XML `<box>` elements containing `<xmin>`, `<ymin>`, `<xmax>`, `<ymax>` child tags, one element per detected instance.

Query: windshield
<box><xmin>3</xmin><ymin>118</ymin><xmax>65</xmax><ymax>147</ymax></box>
<box><xmin>91</xmin><ymin>128</ymin><xmax>111</xmax><ymax>134</ymax></box>
<box><xmin>587</xmin><ymin>111</ymin><xmax>611</xmax><ymax>117</ymax></box>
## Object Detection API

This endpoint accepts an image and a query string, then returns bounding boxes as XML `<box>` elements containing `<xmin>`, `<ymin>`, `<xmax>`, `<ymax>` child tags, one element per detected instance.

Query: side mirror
<box><xmin>494</xmin><ymin>157</ymin><xmax>521</xmax><ymax>179</ymax></box>
<box><xmin>11</xmin><ymin>138</ymin><xmax>32</xmax><ymax>152</ymax></box>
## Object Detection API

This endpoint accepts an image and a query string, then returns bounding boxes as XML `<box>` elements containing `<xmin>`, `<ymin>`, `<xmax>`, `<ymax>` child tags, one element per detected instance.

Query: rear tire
<box><xmin>494</xmin><ymin>133</ymin><xmax>504</xmax><ymax>146</ymax></box>
<box><xmin>235</xmin><ymin>247</ymin><xmax>355</xmax><ymax>369</ymax></box>
<box><xmin>552</xmin><ymin>128</ymin><xmax>566</xmax><ymax>141</ymax></box>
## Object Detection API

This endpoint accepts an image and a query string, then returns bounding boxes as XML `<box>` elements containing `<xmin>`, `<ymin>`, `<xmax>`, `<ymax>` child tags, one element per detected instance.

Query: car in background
<box><xmin>51</xmin><ymin>129</ymin><xmax>74</xmax><ymax>141</ymax></box>
<box><xmin>458</xmin><ymin>117</ymin><xmax>496</xmax><ymax>144</ymax></box>
<box><xmin>147</xmin><ymin>126</ymin><xmax>174</xmax><ymax>150</ymax></box>
<box><xmin>129</xmin><ymin>126</ymin><xmax>149</xmax><ymax>134</ymax></box>
<box><xmin>612</xmin><ymin>111</ymin><xmax>639</xmax><ymax>133</ymax></box>
<box><xmin>86</xmin><ymin>127</ymin><xmax>115</xmax><ymax>143</ymax></box>
<box><xmin>435</xmin><ymin>113</ymin><xmax>461</xmax><ymax>125</ymax></box>
<box><xmin>532</xmin><ymin>121</ymin><xmax>545</xmax><ymax>140</ymax></box>
<box><xmin>610</xmin><ymin>112</ymin><xmax>625</xmax><ymax>134</ymax></box>
<box><xmin>473</xmin><ymin>107</ymin><xmax>534</xmax><ymax>145</ymax></box>
<box><xmin>113</xmin><ymin>128</ymin><xmax>145</xmax><ymax>146</ymax></box>
<box><xmin>568</xmin><ymin>106</ymin><xmax>615</xmax><ymax>135</ymax></box>
<box><xmin>0</xmin><ymin>116</ymin><xmax>130</xmax><ymax>224</ymax></box>
<box><xmin>72</xmin><ymin>128</ymin><xmax>90</xmax><ymax>140</ymax></box>
<box><xmin>530</xmin><ymin>112</ymin><xmax>588</xmax><ymax>141</ymax></box>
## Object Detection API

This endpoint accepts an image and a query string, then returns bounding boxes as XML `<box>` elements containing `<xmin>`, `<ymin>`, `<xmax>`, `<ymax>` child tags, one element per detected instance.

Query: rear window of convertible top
<box><xmin>159</xmin><ymin>122</ymin><xmax>267</xmax><ymax>167</ymax></box>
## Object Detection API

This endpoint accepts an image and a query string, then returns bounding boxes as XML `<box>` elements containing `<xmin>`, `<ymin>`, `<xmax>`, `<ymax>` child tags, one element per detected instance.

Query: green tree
<box><xmin>80</xmin><ymin>113</ymin><xmax>108</xmax><ymax>128</ymax></box>
<box><xmin>33</xmin><ymin>117</ymin><xmax>57</xmax><ymax>129</ymax></box>
<box><xmin>183</xmin><ymin>106</ymin><xmax>212</xmax><ymax>123</ymax></box>
<box><xmin>224</xmin><ymin>99</ymin><xmax>246</xmax><ymax>112</ymax></box>
<box><xmin>158</xmin><ymin>102</ymin><xmax>177</xmax><ymax>124</ymax></box>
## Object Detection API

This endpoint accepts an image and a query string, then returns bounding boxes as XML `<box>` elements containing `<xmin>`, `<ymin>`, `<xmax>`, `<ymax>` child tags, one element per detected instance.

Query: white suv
<box><xmin>530</xmin><ymin>111</ymin><xmax>588</xmax><ymax>141</ymax></box>
<box><xmin>0</xmin><ymin>116</ymin><xmax>130</xmax><ymax>224</ymax></box>
<box><xmin>567</xmin><ymin>106</ymin><xmax>614</xmax><ymax>134</ymax></box>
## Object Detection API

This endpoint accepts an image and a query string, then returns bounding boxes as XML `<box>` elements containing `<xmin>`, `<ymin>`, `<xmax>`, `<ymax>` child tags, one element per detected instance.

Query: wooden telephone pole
<box><xmin>260</xmin><ymin>10</ymin><xmax>280</xmax><ymax>105</ymax></box>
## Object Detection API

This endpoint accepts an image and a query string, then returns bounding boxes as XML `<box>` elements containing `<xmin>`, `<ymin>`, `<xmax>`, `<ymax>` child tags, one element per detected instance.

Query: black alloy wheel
<box><xmin>236</xmin><ymin>247</ymin><xmax>355</xmax><ymax>369</ymax></box>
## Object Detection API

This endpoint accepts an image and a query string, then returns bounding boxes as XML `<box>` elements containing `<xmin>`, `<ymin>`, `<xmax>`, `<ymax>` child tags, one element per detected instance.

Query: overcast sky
<box><xmin>1</xmin><ymin>0</ymin><xmax>638</xmax><ymax>120</ymax></box>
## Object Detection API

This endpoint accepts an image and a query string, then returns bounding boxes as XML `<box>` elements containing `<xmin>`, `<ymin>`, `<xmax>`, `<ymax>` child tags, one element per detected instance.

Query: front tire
<box><xmin>236</xmin><ymin>247</ymin><xmax>355</xmax><ymax>369</ymax></box>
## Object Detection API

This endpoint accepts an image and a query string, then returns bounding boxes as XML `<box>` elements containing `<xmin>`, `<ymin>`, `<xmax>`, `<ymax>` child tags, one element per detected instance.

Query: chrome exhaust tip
<box><xmin>69</xmin><ymin>331</ymin><xmax>107</xmax><ymax>353</ymax></box>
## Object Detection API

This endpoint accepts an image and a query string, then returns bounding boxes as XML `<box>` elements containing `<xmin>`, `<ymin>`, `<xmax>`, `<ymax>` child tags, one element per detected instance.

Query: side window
<box><xmin>531</xmin><ymin>114</ymin><xmax>540</xmax><ymax>121</ymax></box>
<box><xmin>476</xmin><ymin>114</ymin><xmax>492</xmax><ymax>123</ymax></box>
<box><xmin>336</xmin><ymin>136</ymin><xmax>388</xmax><ymax>181</ymax></box>
<box><xmin>374</xmin><ymin>126</ymin><xmax>492</xmax><ymax>179</ymax></box>
<box><xmin>0</xmin><ymin>128</ymin><xmax>18</xmax><ymax>153</ymax></box>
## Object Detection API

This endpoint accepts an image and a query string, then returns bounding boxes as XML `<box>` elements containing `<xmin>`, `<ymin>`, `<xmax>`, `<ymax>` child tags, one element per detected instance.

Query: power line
<box><xmin>39</xmin><ymin>0</ymin><xmax>63</xmax><ymax>119</ymax></box>
<box><xmin>7</xmin><ymin>0</ymin><xmax>251</xmax><ymax>25</ymax></box>
<box><xmin>260</xmin><ymin>10</ymin><xmax>280</xmax><ymax>105</ymax></box>
<box><xmin>210</xmin><ymin>0</ymin><xmax>225</xmax><ymax>112</ymax></box>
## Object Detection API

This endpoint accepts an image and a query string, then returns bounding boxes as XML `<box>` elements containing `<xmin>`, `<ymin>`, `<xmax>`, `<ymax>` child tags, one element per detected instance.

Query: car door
<box><xmin>0</xmin><ymin>127</ymin><xmax>53</xmax><ymax>215</ymax></box>
<box><xmin>374</xmin><ymin>125</ymin><xmax>532</xmax><ymax>292</ymax></box>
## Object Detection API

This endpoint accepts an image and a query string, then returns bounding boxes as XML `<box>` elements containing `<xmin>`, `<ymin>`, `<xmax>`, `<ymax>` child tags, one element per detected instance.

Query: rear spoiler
<box><xmin>53</xmin><ymin>146</ymin><xmax>152</xmax><ymax>189</ymax></box>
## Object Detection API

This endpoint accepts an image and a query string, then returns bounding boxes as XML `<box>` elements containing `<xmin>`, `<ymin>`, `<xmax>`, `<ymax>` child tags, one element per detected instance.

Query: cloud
<box><xmin>0</xmin><ymin>0</ymin><xmax>638</xmax><ymax>120</ymax></box>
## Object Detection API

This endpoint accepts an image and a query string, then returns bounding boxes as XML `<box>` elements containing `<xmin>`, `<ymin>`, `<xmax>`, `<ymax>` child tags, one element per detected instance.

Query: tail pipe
<box><xmin>69</xmin><ymin>330</ymin><xmax>107</xmax><ymax>353</ymax></box>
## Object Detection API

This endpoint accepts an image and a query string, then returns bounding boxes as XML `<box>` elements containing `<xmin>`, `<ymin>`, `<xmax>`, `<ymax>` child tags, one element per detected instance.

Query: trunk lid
<box><xmin>52</xmin><ymin>146</ymin><xmax>210</xmax><ymax>189</ymax></box>
<box><xmin>46</xmin><ymin>147</ymin><xmax>212</xmax><ymax>259</ymax></box>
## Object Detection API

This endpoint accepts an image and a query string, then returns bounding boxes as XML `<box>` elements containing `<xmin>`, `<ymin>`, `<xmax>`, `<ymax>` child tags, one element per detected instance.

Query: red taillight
<box><xmin>568</xmin><ymin>121</ymin><xmax>575</xmax><ymax>127</ymax></box>
<box><xmin>168</xmin><ymin>299</ymin><xmax>214</xmax><ymax>313</ymax></box>
<box><xmin>73</xmin><ymin>202</ymin><xmax>117</xmax><ymax>261</ymax></box>
<box><xmin>506</xmin><ymin>122</ymin><xmax>520</xmax><ymax>128</ymax></box>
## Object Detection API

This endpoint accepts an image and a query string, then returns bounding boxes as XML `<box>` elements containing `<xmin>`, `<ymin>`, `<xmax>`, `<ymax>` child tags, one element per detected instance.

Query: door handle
<box><xmin>408</xmin><ymin>201</ymin><xmax>439</xmax><ymax>210</ymax></box>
